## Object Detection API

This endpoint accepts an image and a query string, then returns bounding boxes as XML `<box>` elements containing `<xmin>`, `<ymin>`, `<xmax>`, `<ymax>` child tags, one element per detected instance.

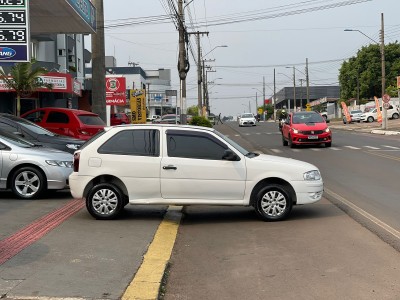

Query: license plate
<box><xmin>308</xmin><ymin>135</ymin><xmax>318</xmax><ymax>139</ymax></box>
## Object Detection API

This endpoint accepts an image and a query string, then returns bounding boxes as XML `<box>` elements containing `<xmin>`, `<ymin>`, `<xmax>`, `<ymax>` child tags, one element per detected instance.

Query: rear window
<box><xmin>78</xmin><ymin>115</ymin><xmax>106</xmax><ymax>126</ymax></box>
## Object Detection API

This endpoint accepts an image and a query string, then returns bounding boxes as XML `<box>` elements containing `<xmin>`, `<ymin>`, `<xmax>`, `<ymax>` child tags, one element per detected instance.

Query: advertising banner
<box><xmin>374</xmin><ymin>96</ymin><xmax>382</xmax><ymax>123</ymax></box>
<box><xmin>106</xmin><ymin>77</ymin><xmax>126</xmax><ymax>105</ymax></box>
<box><xmin>130</xmin><ymin>89</ymin><xmax>147</xmax><ymax>124</ymax></box>
<box><xmin>341</xmin><ymin>102</ymin><xmax>351</xmax><ymax>123</ymax></box>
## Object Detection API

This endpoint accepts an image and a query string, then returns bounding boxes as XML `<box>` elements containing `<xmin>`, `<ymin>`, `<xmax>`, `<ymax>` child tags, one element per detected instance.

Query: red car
<box><xmin>281</xmin><ymin>111</ymin><xmax>332</xmax><ymax>148</ymax></box>
<box><xmin>110</xmin><ymin>113</ymin><xmax>130</xmax><ymax>125</ymax></box>
<box><xmin>21</xmin><ymin>107</ymin><xmax>105</xmax><ymax>140</ymax></box>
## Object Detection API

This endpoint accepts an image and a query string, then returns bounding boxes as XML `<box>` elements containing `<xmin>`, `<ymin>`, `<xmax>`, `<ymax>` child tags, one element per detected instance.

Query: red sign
<box><xmin>383</xmin><ymin>94</ymin><xmax>390</xmax><ymax>103</ymax></box>
<box><xmin>106</xmin><ymin>77</ymin><xmax>126</xmax><ymax>105</ymax></box>
<box><xmin>264</xmin><ymin>99</ymin><xmax>271</xmax><ymax>104</ymax></box>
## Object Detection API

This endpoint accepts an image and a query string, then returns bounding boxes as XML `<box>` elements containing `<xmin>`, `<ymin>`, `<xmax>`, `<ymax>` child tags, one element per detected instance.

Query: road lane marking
<box><xmin>0</xmin><ymin>199</ymin><xmax>84</xmax><ymax>265</ymax></box>
<box><xmin>344</xmin><ymin>146</ymin><xmax>361</xmax><ymax>150</ymax></box>
<box><xmin>311</xmin><ymin>148</ymin><xmax>322</xmax><ymax>151</ymax></box>
<box><xmin>364</xmin><ymin>151</ymin><xmax>400</xmax><ymax>162</ymax></box>
<box><xmin>383</xmin><ymin>145</ymin><xmax>400</xmax><ymax>149</ymax></box>
<box><xmin>122</xmin><ymin>206</ymin><xmax>182</xmax><ymax>300</ymax></box>
<box><xmin>329</xmin><ymin>147</ymin><xmax>341</xmax><ymax>150</ymax></box>
<box><xmin>270</xmin><ymin>149</ymin><xmax>282</xmax><ymax>153</ymax></box>
<box><xmin>325</xmin><ymin>188</ymin><xmax>400</xmax><ymax>240</ymax></box>
<box><xmin>364</xmin><ymin>146</ymin><xmax>380</xmax><ymax>150</ymax></box>
<box><xmin>291</xmin><ymin>149</ymin><xmax>301</xmax><ymax>152</ymax></box>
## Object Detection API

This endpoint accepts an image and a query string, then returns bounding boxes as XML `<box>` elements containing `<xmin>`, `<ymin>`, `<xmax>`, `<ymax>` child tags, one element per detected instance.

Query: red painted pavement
<box><xmin>0</xmin><ymin>199</ymin><xmax>85</xmax><ymax>265</ymax></box>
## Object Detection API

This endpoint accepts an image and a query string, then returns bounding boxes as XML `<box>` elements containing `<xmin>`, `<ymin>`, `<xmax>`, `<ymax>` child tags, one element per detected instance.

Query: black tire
<box><xmin>325</xmin><ymin>142</ymin><xmax>332</xmax><ymax>147</ymax></box>
<box><xmin>282</xmin><ymin>134</ymin><xmax>288</xmax><ymax>146</ymax></box>
<box><xmin>367</xmin><ymin>116</ymin><xmax>374</xmax><ymax>123</ymax></box>
<box><xmin>392</xmin><ymin>113</ymin><xmax>399</xmax><ymax>119</ymax></box>
<box><xmin>343</xmin><ymin>119</ymin><xmax>346</xmax><ymax>124</ymax></box>
<box><xmin>86</xmin><ymin>183</ymin><xmax>124</xmax><ymax>220</ymax></box>
<box><xmin>11</xmin><ymin>166</ymin><xmax>45</xmax><ymax>199</ymax></box>
<box><xmin>254</xmin><ymin>184</ymin><xmax>293</xmax><ymax>221</ymax></box>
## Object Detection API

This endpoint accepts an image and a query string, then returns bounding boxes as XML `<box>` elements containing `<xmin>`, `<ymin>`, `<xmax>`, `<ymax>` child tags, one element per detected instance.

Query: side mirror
<box><xmin>222</xmin><ymin>149</ymin><xmax>240</xmax><ymax>161</ymax></box>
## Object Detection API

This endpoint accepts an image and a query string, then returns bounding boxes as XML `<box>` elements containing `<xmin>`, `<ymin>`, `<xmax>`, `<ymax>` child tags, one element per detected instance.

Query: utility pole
<box><xmin>263</xmin><ymin>76</ymin><xmax>265</xmax><ymax>121</ymax></box>
<box><xmin>299</xmin><ymin>79</ymin><xmax>305</xmax><ymax>110</ymax></box>
<box><xmin>306</xmin><ymin>58</ymin><xmax>310</xmax><ymax>104</ymax></box>
<box><xmin>380</xmin><ymin>12</ymin><xmax>387</xmax><ymax>130</ymax></box>
<box><xmin>178</xmin><ymin>0</ymin><xmax>189</xmax><ymax>124</ymax></box>
<box><xmin>91</xmin><ymin>0</ymin><xmax>106</xmax><ymax>122</ymax></box>
<box><xmin>188</xmin><ymin>31</ymin><xmax>209</xmax><ymax>116</ymax></box>
<box><xmin>273</xmin><ymin>68</ymin><xmax>276</xmax><ymax>121</ymax></box>
<box><xmin>293</xmin><ymin>66</ymin><xmax>296</xmax><ymax>112</ymax></box>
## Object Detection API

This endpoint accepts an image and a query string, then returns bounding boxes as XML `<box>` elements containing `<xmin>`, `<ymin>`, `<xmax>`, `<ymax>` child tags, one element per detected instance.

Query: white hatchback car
<box><xmin>69</xmin><ymin>124</ymin><xmax>323</xmax><ymax>221</ymax></box>
<box><xmin>239</xmin><ymin>113</ymin><xmax>256</xmax><ymax>127</ymax></box>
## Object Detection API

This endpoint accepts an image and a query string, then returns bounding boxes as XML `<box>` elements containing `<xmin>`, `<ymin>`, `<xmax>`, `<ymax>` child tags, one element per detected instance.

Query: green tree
<box><xmin>339</xmin><ymin>42</ymin><xmax>400</xmax><ymax>101</ymax></box>
<box><xmin>0</xmin><ymin>59</ymin><xmax>52</xmax><ymax>116</ymax></box>
<box><xmin>186</xmin><ymin>105</ymin><xmax>199</xmax><ymax>116</ymax></box>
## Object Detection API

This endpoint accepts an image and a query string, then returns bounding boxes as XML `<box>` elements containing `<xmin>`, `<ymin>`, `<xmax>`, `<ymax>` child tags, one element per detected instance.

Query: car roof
<box><xmin>105</xmin><ymin>123</ymin><xmax>215</xmax><ymax>133</ymax></box>
<box><xmin>23</xmin><ymin>107</ymin><xmax>99</xmax><ymax>116</ymax></box>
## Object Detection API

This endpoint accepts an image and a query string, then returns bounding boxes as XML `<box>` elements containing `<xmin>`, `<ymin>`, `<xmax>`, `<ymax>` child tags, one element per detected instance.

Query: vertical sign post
<box><xmin>0</xmin><ymin>0</ymin><xmax>30</xmax><ymax>62</ymax></box>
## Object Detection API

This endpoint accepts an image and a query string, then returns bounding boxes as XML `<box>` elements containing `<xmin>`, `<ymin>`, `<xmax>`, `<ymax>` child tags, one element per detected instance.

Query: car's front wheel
<box><xmin>288</xmin><ymin>135</ymin><xmax>295</xmax><ymax>148</ymax></box>
<box><xmin>11</xmin><ymin>166</ymin><xmax>45</xmax><ymax>199</ymax></box>
<box><xmin>254</xmin><ymin>184</ymin><xmax>293</xmax><ymax>221</ymax></box>
<box><xmin>392</xmin><ymin>113</ymin><xmax>399</xmax><ymax>119</ymax></box>
<box><xmin>86</xmin><ymin>183</ymin><xmax>124</xmax><ymax>220</ymax></box>
<box><xmin>367</xmin><ymin>116</ymin><xmax>374</xmax><ymax>123</ymax></box>
<box><xmin>282</xmin><ymin>134</ymin><xmax>288</xmax><ymax>146</ymax></box>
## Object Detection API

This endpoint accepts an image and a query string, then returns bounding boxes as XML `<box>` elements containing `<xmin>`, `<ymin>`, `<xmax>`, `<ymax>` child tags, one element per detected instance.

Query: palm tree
<box><xmin>0</xmin><ymin>59</ymin><xmax>52</xmax><ymax>116</ymax></box>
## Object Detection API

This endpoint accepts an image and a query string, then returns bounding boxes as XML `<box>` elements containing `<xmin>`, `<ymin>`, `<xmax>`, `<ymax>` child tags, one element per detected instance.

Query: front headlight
<box><xmin>66</xmin><ymin>144</ymin><xmax>80</xmax><ymax>150</ymax></box>
<box><xmin>292</xmin><ymin>128</ymin><xmax>299</xmax><ymax>134</ymax></box>
<box><xmin>325</xmin><ymin>128</ymin><xmax>330</xmax><ymax>133</ymax></box>
<box><xmin>303</xmin><ymin>170</ymin><xmax>321</xmax><ymax>181</ymax></box>
<box><xmin>46</xmin><ymin>160</ymin><xmax>73</xmax><ymax>168</ymax></box>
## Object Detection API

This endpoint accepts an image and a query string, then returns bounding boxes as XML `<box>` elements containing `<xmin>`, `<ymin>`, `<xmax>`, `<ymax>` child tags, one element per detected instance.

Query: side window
<box><xmin>167</xmin><ymin>131</ymin><xmax>227</xmax><ymax>160</ymax></box>
<box><xmin>46</xmin><ymin>112</ymin><xmax>69</xmax><ymax>123</ymax></box>
<box><xmin>98</xmin><ymin>129</ymin><xmax>159</xmax><ymax>156</ymax></box>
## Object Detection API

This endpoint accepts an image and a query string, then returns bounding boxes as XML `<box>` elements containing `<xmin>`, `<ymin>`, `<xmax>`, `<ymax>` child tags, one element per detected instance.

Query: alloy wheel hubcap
<box><xmin>15</xmin><ymin>171</ymin><xmax>40</xmax><ymax>197</ymax></box>
<box><xmin>92</xmin><ymin>189</ymin><xmax>118</xmax><ymax>215</ymax></box>
<box><xmin>260</xmin><ymin>190</ymin><xmax>287</xmax><ymax>217</ymax></box>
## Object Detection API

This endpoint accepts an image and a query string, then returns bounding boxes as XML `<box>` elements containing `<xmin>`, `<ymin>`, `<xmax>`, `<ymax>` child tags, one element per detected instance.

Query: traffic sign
<box><xmin>383</xmin><ymin>102</ymin><xmax>390</xmax><ymax>109</ymax></box>
<box><xmin>383</xmin><ymin>94</ymin><xmax>390</xmax><ymax>103</ymax></box>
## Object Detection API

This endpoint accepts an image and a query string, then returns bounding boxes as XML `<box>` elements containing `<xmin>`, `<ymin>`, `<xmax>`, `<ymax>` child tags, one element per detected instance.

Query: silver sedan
<box><xmin>0</xmin><ymin>131</ymin><xmax>73</xmax><ymax>199</ymax></box>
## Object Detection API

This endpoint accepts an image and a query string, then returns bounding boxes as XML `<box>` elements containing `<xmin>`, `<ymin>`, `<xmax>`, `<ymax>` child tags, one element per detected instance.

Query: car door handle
<box><xmin>163</xmin><ymin>165</ymin><xmax>177</xmax><ymax>170</ymax></box>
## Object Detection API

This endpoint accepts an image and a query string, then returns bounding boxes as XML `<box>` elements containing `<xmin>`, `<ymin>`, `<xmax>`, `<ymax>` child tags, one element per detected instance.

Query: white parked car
<box><xmin>239</xmin><ymin>113</ymin><xmax>256</xmax><ymax>127</ymax></box>
<box><xmin>343</xmin><ymin>110</ymin><xmax>363</xmax><ymax>124</ymax></box>
<box><xmin>69</xmin><ymin>124</ymin><xmax>323</xmax><ymax>221</ymax></box>
<box><xmin>360</xmin><ymin>105</ymin><xmax>399</xmax><ymax>122</ymax></box>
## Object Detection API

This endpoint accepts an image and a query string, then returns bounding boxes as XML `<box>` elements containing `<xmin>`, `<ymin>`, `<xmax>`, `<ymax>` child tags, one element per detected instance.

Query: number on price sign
<box><xmin>383</xmin><ymin>102</ymin><xmax>390</xmax><ymax>109</ymax></box>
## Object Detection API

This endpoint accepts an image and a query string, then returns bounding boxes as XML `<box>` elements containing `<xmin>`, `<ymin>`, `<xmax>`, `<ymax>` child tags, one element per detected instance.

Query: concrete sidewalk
<box><xmin>328</xmin><ymin>118</ymin><xmax>400</xmax><ymax>135</ymax></box>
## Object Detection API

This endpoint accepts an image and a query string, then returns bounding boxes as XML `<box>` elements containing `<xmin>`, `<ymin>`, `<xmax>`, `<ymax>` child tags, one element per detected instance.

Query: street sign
<box><xmin>383</xmin><ymin>94</ymin><xmax>390</xmax><ymax>103</ymax></box>
<box><xmin>0</xmin><ymin>0</ymin><xmax>30</xmax><ymax>62</ymax></box>
<box><xmin>383</xmin><ymin>102</ymin><xmax>390</xmax><ymax>109</ymax></box>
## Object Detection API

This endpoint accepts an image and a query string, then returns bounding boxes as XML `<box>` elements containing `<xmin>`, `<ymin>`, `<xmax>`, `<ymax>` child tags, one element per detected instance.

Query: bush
<box><xmin>189</xmin><ymin>116</ymin><xmax>213</xmax><ymax>127</ymax></box>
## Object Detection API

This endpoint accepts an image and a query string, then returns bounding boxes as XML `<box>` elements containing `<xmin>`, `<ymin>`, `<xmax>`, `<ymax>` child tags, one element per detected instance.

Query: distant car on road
<box><xmin>343</xmin><ymin>110</ymin><xmax>363</xmax><ymax>124</ymax></box>
<box><xmin>69</xmin><ymin>124</ymin><xmax>323</xmax><ymax>221</ymax></box>
<box><xmin>0</xmin><ymin>113</ymin><xmax>83</xmax><ymax>154</ymax></box>
<box><xmin>0</xmin><ymin>130</ymin><xmax>73</xmax><ymax>199</ymax></box>
<box><xmin>360</xmin><ymin>105</ymin><xmax>399</xmax><ymax>122</ymax></box>
<box><xmin>282</xmin><ymin>111</ymin><xmax>332</xmax><ymax>148</ymax></box>
<box><xmin>152</xmin><ymin>114</ymin><xmax>180</xmax><ymax>124</ymax></box>
<box><xmin>21</xmin><ymin>107</ymin><xmax>105</xmax><ymax>140</ymax></box>
<box><xmin>110</xmin><ymin>113</ymin><xmax>130</xmax><ymax>125</ymax></box>
<box><xmin>238</xmin><ymin>113</ymin><xmax>256</xmax><ymax>127</ymax></box>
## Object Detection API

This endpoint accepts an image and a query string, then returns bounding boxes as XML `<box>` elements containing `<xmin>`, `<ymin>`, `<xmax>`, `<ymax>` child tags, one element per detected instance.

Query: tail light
<box><xmin>73</xmin><ymin>152</ymin><xmax>80</xmax><ymax>172</ymax></box>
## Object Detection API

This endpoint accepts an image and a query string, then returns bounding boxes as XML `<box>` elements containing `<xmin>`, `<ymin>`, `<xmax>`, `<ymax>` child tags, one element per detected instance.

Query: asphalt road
<box><xmin>1</xmin><ymin>121</ymin><xmax>400</xmax><ymax>300</ymax></box>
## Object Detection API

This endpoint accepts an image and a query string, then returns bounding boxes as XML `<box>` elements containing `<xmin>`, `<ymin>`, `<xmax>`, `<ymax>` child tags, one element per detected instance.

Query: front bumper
<box><xmin>292</xmin><ymin>179</ymin><xmax>324</xmax><ymax>205</ymax></box>
<box><xmin>291</xmin><ymin>132</ymin><xmax>332</xmax><ymax>145</ymax></box>
<box><xmin>45</xmin><ymin>166</ymin><xmax>72</xmax><ymax>190</ymax></box>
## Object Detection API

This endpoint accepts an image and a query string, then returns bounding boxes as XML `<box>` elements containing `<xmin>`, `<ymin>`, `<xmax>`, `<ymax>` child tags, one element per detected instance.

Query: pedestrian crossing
<box><xmin>268</xmin><ymin>145</ymin><xmax>400</xmax><ymax>153</ymax></box>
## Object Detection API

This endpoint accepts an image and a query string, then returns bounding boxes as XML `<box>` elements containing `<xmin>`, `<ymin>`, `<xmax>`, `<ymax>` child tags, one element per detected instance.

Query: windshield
<box><xmin>215</xmin><ymin>130</ymin><xmax>249</xmax><ymax>155</ymax></box>
<box><xmin>292</xmin><ymin>112</ymin><xmax>324</xmax><ymax>124</ymax></box>
<box><xmin>241</xmin><ymin>113</ymin><xmax>254</xmax><ymax>118</ymax></box>
<box><xmin>0</xmin><ymin>131</ymin><xmax>35</xmax><ymax>148</ymax></box>
<box><xmin>78</xmin><ymin>115</ymin><xmax>106</xmax><ymax>126</ymax></box>
<box><xmin>7</xmin><ymin>115</ymin><xmax>57</xmax><ymax>136</ymax></box>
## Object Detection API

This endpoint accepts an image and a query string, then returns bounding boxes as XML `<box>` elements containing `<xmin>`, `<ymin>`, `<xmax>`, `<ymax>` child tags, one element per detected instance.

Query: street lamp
<box><xmin>344</xmin><ymin>17</ymin><xmax>386</xmax><ymax>129</ymax></box>
<box><xmin>202</xmin><ymin>45</ymin><xmax>228</xmax><ymax>58</ymax></box>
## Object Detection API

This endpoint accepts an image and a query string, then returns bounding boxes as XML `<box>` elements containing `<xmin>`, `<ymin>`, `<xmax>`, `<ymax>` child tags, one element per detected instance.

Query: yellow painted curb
<box><xmin>122</xmin><ymin>206</ymin><xmax>183</xmax><ymax>300</ymax></box>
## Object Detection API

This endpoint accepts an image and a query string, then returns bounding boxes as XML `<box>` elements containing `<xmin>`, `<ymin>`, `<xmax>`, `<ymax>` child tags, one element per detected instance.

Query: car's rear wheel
<box><xmin>254</xmin><ymin>184</ymin><xmax>293</xmax><ymax>221</ymax></box>
<box><xmin>11</xmin><ymin>166</ymin><xmax>45</xmax><ymax>199</ymax></box>
<box><xmin>392</xmin><ymin>113</ymin><xmax>399</xmax><ymax>119</ymax></box>
<box><xmin>367</xmin><ymin>116</ymin><xmax>374</xmax><ymax>123</ymax></box>
<box><xmin>86</xmin><ymin>183</ymin><xmax>124</xmax><ymax>220</ymax></box>
<box><xmin>282</xmin><ymin>134</ymin><xmax>288</xmax><ymax>146</ymax></box>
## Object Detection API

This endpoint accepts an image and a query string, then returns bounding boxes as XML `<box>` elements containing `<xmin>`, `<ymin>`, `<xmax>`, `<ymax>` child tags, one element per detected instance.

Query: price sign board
<box><xmin>0</xmin><ymin>0</ymin><xmax>29</xmax><ymax>62</ymax></box>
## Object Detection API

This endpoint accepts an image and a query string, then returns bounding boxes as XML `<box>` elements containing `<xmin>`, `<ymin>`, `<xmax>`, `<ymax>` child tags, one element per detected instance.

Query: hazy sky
<box><xmin>100</xmin><ymin>0</ymin><xmax>400</xmax><ymax>117</ymax></box>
